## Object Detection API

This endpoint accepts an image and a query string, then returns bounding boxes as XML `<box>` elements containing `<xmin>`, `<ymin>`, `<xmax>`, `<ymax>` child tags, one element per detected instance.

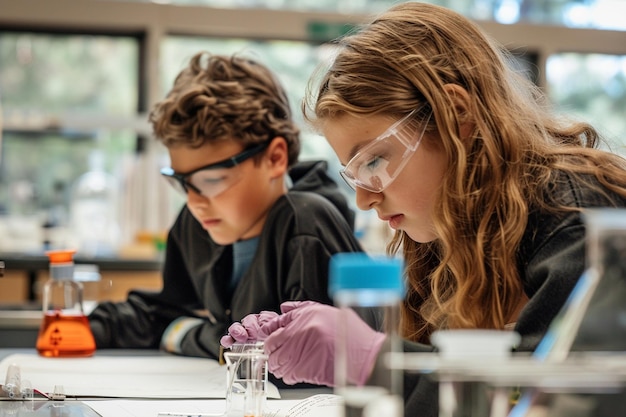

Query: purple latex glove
<box><xmin>220</xmin><ymin>310</ymin><xmax>279</xmax><ymax>348</ymax></box>
<box><xmin>261</xmin><ymin>301</ymin><xmax>386</xmax><ymax>387</ymax></box>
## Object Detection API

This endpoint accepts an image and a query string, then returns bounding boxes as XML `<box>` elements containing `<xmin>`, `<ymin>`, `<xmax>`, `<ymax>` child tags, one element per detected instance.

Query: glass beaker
<box><xmin>224</xmin><ymin>343</ymin><xmax>268</xmax><ymax>417</ymax></box>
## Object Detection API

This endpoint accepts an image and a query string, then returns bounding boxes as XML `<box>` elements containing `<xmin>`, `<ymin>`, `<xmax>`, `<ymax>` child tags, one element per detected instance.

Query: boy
<box><xmin>88</xmin><ymin>52</ymin><xmax>363</xmax><ymax>359</ymax></box>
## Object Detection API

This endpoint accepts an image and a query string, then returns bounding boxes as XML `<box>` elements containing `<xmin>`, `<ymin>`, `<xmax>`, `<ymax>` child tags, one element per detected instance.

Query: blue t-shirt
<box><xmin>230</xmin><ymin>236</ymin><xmax>260</xmax><ymax>295</ymax></box>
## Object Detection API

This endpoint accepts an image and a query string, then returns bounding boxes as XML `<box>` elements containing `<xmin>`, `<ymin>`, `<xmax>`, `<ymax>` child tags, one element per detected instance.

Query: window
<box><xmin>1</xmin><ymin>0</ymin><xmax>624</xmax><ymax>257</ymax></box>
<box><xmin>0</xmin><ymin>31</ymin><xmax>140</xmax><ymax>253</ymax></box>
<box><xmin>547</xmin><ymin>53</ymin><xmax>626</xmax><ymax>155</ymax></box>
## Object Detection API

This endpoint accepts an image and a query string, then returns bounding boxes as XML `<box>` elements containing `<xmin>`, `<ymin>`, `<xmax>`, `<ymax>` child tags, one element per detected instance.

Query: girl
<box><xmin>222</xmin><ymin>3</ymin><xmax>626</xmax><ymax>415</ymax></box>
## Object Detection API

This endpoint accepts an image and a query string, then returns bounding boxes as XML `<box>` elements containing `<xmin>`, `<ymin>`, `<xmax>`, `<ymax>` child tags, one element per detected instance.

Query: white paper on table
<box><xmin>85</xmin><ymin>399</ymin><xmax>230</xmax><ymax>417</ymax></box>
<box><xmin>83</xmin><ymin>394</ymin><xmax>343</xmax><ymax>417</ymax></box>
<box><xmin>0</xmin><ymin>353</ymin><xmax>279</xmax><ymax>399</ymax></box>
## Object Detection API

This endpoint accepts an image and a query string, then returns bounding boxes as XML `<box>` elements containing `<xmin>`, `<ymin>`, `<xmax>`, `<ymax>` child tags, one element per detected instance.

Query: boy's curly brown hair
<box><xmin>150</xmin><ymin>52</ymin><xmax>300</xmax><ymax>166</ymax></box>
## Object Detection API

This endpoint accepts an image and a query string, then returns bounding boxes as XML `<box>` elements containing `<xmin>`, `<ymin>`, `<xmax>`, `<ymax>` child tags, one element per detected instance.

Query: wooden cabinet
<box><xmin>0</xmin><ymin>254</ymin><xmax>163</xmax><ymax>306</ymax></box>
<box><xmin>0</xmin><ymin>270</ymin><xmax>29</xmax><ymax>304</ymax></box>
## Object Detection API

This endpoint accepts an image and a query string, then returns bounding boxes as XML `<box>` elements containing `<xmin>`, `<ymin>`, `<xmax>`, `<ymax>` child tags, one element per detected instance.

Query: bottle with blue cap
<box><xmin>329</xmin><ymin>252</ymin><xmax>405</xmax><ymax>417</ymax></box>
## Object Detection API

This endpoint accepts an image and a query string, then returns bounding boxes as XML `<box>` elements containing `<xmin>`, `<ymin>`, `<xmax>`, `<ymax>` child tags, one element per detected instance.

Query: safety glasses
<box><xmin>161</xmin><ymin>140</ymin><xmax>270</xmax><ymax>198</ymax></box>
<box><xmin>340</xmin><ymin>108</ymin><xmax>432</xmax><ymax>193</ymax></box>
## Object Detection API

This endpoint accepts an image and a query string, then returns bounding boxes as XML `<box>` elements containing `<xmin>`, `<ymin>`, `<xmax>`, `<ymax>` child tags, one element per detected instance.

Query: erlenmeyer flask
<box><xmin>36</xmin><ymin>249</ymin><xmax>96</xmax><ymax>357</ymax></box>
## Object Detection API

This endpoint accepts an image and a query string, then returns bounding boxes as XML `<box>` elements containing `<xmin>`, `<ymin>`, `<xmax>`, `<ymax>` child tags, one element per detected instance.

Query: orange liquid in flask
<box><xmin>36</xmin><ymin>310</ymin><xmax>96</xmax><ymax>357</ymax></box>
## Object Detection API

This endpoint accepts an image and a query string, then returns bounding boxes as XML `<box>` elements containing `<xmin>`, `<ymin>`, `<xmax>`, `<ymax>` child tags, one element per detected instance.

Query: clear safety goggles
<box><xmin>340</xmin><ymin>108</ymin><xmax>432</xmax><ymax>193</ymax></box>
<box><xmin>160</xmin><ymin>140</ymin><xmax>270</xmax><ymax>198</ymax></box>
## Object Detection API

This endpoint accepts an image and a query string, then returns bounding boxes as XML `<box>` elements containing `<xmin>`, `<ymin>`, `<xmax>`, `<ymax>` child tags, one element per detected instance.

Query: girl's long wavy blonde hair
<box><xmin>303</xmin><ymin>2</ymin><xmax>626</xmax><ymax>343</ymax></box>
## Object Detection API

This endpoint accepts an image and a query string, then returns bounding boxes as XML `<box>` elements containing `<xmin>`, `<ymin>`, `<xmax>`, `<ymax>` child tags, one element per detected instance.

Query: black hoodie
<box><xmin>89</xmin><ymin>160</ymin><xmax>363</xmax><ymax>359</ymax></box>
